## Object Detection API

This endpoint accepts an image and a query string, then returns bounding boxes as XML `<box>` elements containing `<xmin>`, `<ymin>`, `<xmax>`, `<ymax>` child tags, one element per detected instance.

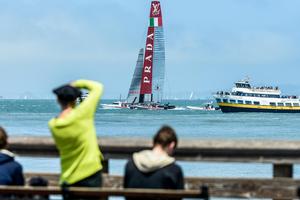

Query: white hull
<box><xmin>130</xmin><ymin>103</ymin><xmax>176</xmax><ymax>110</ymax></box>
<box><xmin>132</xmin><ymin>105</ymin><xmax>164</xmax><ymax>110</ymax></box>
<box><xmin>187</xmin><ymin>106</ymin><xmax>217</xmax><ymax>111</ymax></box>
<box><xmin>101</xmin><ymin>104</ymin><xmax>123</xmax><ymax>109</ymax></box>
<box><xmin>101</xmin><ymin>102</ymin><xmax>176</xmax><ymax>110</ymax></box>
<box><xmin>101</xmin><ymin>102</ymin><xmax>129</xmax><ymax>109</ymax></box>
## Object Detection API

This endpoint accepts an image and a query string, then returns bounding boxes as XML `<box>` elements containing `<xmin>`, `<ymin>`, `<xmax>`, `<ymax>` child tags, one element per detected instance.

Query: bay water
<box><xmin>1</xmin><ymin>99</ymin><xmax>300</xmax><ymax>196</ymax></box>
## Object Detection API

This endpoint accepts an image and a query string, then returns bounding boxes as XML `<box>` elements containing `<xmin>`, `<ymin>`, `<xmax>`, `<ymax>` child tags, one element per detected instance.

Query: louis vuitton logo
<box><xmin>152</xmin><ymin>3</ymin><xmax>160</xmax><ymax>16</ymax></box>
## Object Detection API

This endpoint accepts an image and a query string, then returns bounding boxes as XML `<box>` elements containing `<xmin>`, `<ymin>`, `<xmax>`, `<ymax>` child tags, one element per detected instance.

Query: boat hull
<box><xmin>101</xmin><ymin>102</ymin><xmax>130</xmax><ymax>109</ymax></box>
<box><xmin>130</xmin><ymin>104</ymin><xmax>176</xmax><ymax>110</ymax></box>
<box><xmin>101</xmin><ymin>104</ymin><xmax>126</xmax><ymax>109</ymax></box>
<box><xmin>218</xmin><ymin>103</ymin><xmax>300</xmax><ymax>113</ymax></box>
<box><xmin>186</xmin><ymin>106</ymin><xmax>219</xmax><ymax>111</ymax></box>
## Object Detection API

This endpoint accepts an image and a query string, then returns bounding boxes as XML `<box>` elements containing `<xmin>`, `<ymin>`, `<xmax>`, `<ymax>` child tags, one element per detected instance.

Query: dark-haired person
<box><xmin>29</xmin><ymin>176</ymin><xmax>49</xmax><ymax>200</ymax></box>
<box><xmin>124</xmin><ymin>125</ymin><xmax>184</xmax><ymax>200</ymax></box>
<box><xmin>0</xmin><ymin>126</ymin><xmax>24</xmax><ymax>186</ymax></box>
<box><xmin>49</xmin><ymin>80</ymin><xmax>104</xmax><ymax>200</ymax></box>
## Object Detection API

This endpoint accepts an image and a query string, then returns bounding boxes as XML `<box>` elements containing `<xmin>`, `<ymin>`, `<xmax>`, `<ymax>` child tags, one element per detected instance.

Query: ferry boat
<box><xmin>214</xmin><ymin>79</ymin><xmax>300</xmax><ymax>113</ymax></box>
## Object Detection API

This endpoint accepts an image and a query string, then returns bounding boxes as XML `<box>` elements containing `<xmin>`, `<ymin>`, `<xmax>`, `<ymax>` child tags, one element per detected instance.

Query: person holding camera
<box><xmin>49</xmin><ymin>80</ymin><xmax>104</xmax><ymax>200</ymax></box>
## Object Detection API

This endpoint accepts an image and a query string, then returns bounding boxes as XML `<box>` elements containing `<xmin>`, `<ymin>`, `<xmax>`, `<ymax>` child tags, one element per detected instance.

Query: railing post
<box><xmin>102</xmin><ymin>159</ymin><xmax>109</xmax><ymax>174</ymax></box>
<box><xmin>102</xmin><ymin>159</ymin><xmax>109</xmax><ymax>200</ymax></box>
<box><xmin>273</xmin><ymin>163</ymin><xmax>293</xmax><ymax>178</ymax></box>
<box><xmin>273</xmin><ymin>163</ymin><xmax>293</xmax><ymax>200</ymax></box>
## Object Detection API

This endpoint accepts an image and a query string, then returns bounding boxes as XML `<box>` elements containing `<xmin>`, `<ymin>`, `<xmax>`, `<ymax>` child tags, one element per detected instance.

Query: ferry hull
<box><xmin>219</xmin><ymin>104</ymin><xmax>300</xmax><ymax>113</ymax></box>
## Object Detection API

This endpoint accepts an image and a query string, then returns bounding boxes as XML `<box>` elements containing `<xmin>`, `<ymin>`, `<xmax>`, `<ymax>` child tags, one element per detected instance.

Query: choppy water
<box><xmin>1</xmin><ymin>99</ymin><xmax>300</xmax><ymax>186</ymax></box>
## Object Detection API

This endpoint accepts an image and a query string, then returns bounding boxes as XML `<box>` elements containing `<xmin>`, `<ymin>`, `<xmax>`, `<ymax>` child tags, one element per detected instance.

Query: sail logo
<box><xmin>152</xmin><ymin>2</ymin><xmax>160</xmax><ymax>16</ymax></box>
<box><xmin>150</xmin><ymin>1</ymin><xmax>162</xmax><ymax>27</ymax></box>
<box><xmin>146</xmin><ymin>33</ymin><xmax>153</xmax><ymax>50</ymax></box>
<box><xmin>143</xmin><ymin>34</ymin><xmax>153</xmax><ymax>83</ymax></box>
<box><xmin>140</xmin><ymin>27</ymin><xmax>155</xmax><ymax>94</ymax></box>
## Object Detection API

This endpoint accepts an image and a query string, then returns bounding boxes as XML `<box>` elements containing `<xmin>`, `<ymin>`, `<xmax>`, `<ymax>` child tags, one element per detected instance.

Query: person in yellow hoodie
<box><xmin>49</xmin><ymin>79</ymin><xmax>104</xmax><ymax>200</ymax></box>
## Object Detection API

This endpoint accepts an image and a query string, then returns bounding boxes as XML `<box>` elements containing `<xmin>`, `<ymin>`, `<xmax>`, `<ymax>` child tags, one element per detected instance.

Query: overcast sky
<box><xmin>1</xmin><ymin>0</ymin><xmax>300</xmax><ymax>99</ymax></box>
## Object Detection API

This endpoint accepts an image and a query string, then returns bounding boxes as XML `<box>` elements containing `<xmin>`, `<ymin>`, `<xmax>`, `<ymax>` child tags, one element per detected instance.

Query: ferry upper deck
<box><xmin>216</xmin><ymin>80</ymin><xmax>297</xmax><ymax>99</ymax></box>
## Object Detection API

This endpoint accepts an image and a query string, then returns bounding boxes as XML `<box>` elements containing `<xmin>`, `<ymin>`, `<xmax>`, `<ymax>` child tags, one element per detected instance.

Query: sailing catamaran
<box><xmin>102</xmin><ymin>1</ymin><xmax>175</xmax><ymax>110</ymax></box>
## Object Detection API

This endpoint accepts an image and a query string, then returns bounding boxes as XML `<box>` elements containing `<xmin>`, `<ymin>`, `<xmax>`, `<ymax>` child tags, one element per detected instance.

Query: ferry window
<box><xmin>254</xmin><ymin>101</ymin><xmax>260</xmax><ymax>105</ymax></box>
<box><xmin>245</xmin><ymin>101</ymin><xmax>252</xmax><ymax>105</ymax></box>
<box><xmin>216</xmin><ymin>98</ymin><xmax>221</xmax><ymax>103</ymax></box>
<box><xmin>270</xmin><ymin>102</ymin><xmax>276</xmax><ymax>106</ymax></box>
<box><xmin>238</xmin><ymin>100</ymin><xmax>243</xmax><ymax>104</ymax></box>
<box><xmin>278</xmin><ymin>103</ymin><xmax>284</xmax><ymax>106</ymax></box>
<box><xmin>269</xmin><ymin>95</ymin><xmax>280</xmax><ymax>98</ymax></box>
<box><xmin>293</xmin><ymin>103</ymin><xmax>299</xmax><ymax>106</ymax></box>
<box><xmin>223</xmin><ymin>99</ymin><xmax>228</xmax><ymax>103</ymax></box>
<box><xmin>242</xmin><ymin>84</ymin><xmax>247</xmax><ymax>88</ymax></box>
<box><xmin>229</xmin><ymin>99</ymin><xmax>236</xmax><ymax>103</ymax></box>
<box><xmin>285</xmin><ymin>103</ymin><xmax>292</xmax><ymax>106</ymax></box>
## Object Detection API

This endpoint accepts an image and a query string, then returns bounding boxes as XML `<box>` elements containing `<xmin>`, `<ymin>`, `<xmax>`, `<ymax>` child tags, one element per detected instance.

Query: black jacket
<box><xmin>0</xmin><ymin>150</ymin><xmax>24</xmax><ymax>186</ymax></box>
<box><xmin>124</xmin><ymin>158</ymin><xmax>184</xmax><ymax>200</ymax></box>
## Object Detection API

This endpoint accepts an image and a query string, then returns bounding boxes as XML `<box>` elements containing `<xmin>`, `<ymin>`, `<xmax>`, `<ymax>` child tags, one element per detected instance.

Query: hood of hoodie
<box><xmin>133</xmin><ymin>150</ymin><xmax>175</xmax><ymax>173</ymax></box>
<box><xmin>0</xmin><ymin>149</ymin><xmax>14</xmax><ymax>165</ymax></box>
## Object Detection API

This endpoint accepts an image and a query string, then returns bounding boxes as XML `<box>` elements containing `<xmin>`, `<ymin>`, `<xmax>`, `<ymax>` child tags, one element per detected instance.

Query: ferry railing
<box><xmin>5</xmin><ymin>136</ymin><xmax>300</xmax><ymax>199</ymax></box>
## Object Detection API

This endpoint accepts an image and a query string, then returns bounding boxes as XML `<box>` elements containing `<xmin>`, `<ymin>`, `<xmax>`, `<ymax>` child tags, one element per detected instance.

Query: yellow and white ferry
<box><xmin>214</xmin><ymin>79</ymin><xmax>300</xmax><ymax>113</ymax></box>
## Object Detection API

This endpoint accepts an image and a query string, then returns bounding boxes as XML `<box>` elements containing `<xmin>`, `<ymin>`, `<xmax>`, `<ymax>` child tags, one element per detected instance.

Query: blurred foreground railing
<box><xmin>0</xmin><ymin>185</ymin><xmax>209</xmax><ymax>199</ymax></box>
<box><xmin>4</xmin><ymin>136</ymin><xmax>300</xmax><ymax>199</ymax></box>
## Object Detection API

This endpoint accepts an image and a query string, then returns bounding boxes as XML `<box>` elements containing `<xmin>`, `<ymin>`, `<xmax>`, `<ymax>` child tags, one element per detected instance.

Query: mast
<box><xmin>140</xmin><ymin>1</ymin><xmax>165</xmax><ymax>103</ymax></box>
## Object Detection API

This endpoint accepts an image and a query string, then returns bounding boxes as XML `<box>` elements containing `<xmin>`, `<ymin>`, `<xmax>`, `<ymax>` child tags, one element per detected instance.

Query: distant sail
<box><xmin>127</xmin><ymin>48</ymin><xmax>144</xmax><ymax>103</ymax></box>
<box><xmin>139</xmin><ymin>1</ymin><xmax>165</xmax><ymax>103</ymax></box>
<box><xmin>189</xmin><ymin>92</ymin><xmax>194</xmax><ymax>100</ymax></box>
